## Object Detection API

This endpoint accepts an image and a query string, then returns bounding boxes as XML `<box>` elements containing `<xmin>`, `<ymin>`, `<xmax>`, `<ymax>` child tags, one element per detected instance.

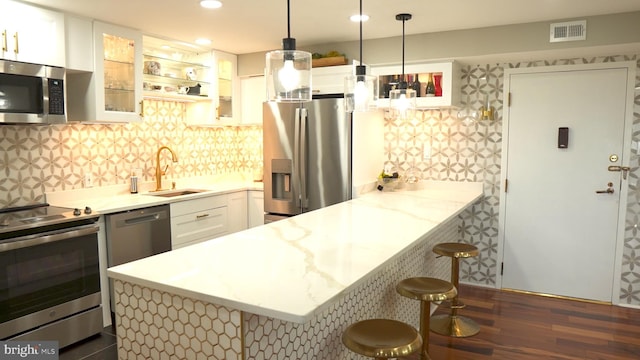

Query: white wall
<box><xmin>238</xmin><ymin>11</ymin><xmax>640</xmax><ymax>76</ymax></box>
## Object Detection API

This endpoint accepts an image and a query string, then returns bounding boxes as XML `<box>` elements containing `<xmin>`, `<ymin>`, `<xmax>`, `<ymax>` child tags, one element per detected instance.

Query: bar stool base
<box><xmin>430</xmin><ymin>314</ymin><xmax>480</xmax><ymax>338</ymax></box>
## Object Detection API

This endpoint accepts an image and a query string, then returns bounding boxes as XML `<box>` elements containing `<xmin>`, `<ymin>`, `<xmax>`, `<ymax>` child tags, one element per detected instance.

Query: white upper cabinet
<box><xmin>311</xmin><ymin>64</ymin><xmax>356</xmax><ymax>95</ymax></box>
<box><xmin>0</xmin><ymin>0</ymin><xmax>65</xmax><ymax>67</ymax></box>
<box><xmin>371</xmin><ymin>61</ymin><xmax>461</xmax><ymax>109</ymax></box>
<box><xmin>67</xmin><ymin>21</ymin><xmax>143</xmax><ymax>123</ymax></box>
<box><xmin>186</xmin><ymin>50</ymin><xmax>239</xmax><ymax>126</ymax></box>
<box><xmin>65</xmin><ymin>15</ymin><xmax>93</xmax><ymax>72</ymax></box>
<box><xmin>240</xmin><ymin>75</ymin><xmax>265</xmax><ymax>125</ymax></box>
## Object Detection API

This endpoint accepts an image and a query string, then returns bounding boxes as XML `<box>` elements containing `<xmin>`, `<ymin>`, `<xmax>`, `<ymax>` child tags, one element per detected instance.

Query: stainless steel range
<box><xmin>0</xmin><ymin>203</ymin><xmax>103</xmax><ymax>349</ymax></box>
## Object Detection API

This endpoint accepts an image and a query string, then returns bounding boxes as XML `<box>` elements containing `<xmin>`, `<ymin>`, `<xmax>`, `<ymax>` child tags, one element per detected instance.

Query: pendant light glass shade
<box><xmin>344</xmin><ymin>0</ymin><xmax>377</xmax><ymax>112</ymax></box>
<box><xmin>266</xmin><ymin>1</ymin><xmax>312</xmax><ymax>102</ymax></box>
<box><xmin>266</xmin><ymin>49</ymin><xmax>312</xmax><ymax>102</ymax></box>
<box><xmin>389</xmin><ymin>87</ymin><xmax>417</xmax><ymax>120</ymax></box>
<box><xmin>345</xmin><ymin>66</ymin><xmax>378</xmax><ymax>112</ymax></box>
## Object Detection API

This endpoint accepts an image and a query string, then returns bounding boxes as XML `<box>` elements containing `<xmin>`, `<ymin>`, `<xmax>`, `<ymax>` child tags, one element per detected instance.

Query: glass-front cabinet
<box><xmin>183</xmin><ymin>50</ymin><xmax>238</xmax><ymax>126</ymax></box>
<box><xmin>93</xmin><ymin>21</ymin><xmax>143</xmax><ymax>122</ymax></box>
<box><xmin>142</xmin><ymin>37</ymin><xmax>241</xmax><ymax>126</ymax></box>
<box><xmin>216</xmin><ymin>51</ymin><xmax>235</xmax><ymax>123</ymax></box>
<box><xmin>371</xmin><ymin>61</ymin><xmax>461</xmax><ymax>109</ymax></box>
<box><xmin>142</xmin><ymin>36</ymin><xmax>213</xmax><ymax>103</ymax></box>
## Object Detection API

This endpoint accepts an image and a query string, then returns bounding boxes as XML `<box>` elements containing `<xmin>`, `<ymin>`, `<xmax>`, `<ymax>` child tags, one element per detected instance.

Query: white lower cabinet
<box><xmin>170</xmin><ymin>190</ymin><xmax>262</xmax><ymax>249</ymax></box>
<box><xmin>170</xmin><ymin>191</ymin><xmax>254</xmax><ymax>249</ymax></box>
<box><xmin>170</xmin><ymin>195</ymin><xmax>228</xmax><ymax>249</ymax></box>
<box><xmin>248</xmin><ymin>190</ymin><xmax>264</xmax><ymax>228</ymax></box>
<box><xmin>227</xmin><ymin>191</ymin><xmax>248</xmax><ymax>233</ymax></box>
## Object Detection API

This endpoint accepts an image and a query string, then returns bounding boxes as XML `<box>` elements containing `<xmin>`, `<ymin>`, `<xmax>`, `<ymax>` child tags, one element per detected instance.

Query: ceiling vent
<box><xmin>550</xmin><ymin>20</ymin><xmax>586</xmax><ymax>42</ymax></box>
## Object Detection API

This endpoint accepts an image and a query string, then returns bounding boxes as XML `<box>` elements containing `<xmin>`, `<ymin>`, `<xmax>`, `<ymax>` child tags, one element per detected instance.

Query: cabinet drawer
<box><xmin>171</xmin><ymin>195</ymin><xmax>227</xmax><ymax>216</ymax></box>
<box><xmin>171</xmin><ymin>207</ymin><xmax>227</xmax><ymax>249</ymax></box>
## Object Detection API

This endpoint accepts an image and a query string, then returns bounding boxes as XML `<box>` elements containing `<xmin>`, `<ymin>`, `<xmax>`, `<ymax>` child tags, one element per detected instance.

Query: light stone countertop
<box><xmin>106</xmin><ymin>180</ymin><xmax>483</xmax><ymax>323</ymax></box>
<box><xmin>46</xmin><ymin>174</ymin><xmax>264</xmax><ymax>214</ymax></box>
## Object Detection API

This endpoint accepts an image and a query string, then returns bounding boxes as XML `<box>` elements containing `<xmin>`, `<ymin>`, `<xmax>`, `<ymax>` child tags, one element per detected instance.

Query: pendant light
<box><xmin>389</xmin><ymin>13</ymin><xmax>416</xmax><ymax>120</ymax></box>
<box><xmin>344</xmin><ymin>0</ymin><xmax>378</xmax><ymax>112</ymax></box>
<box><xmin>265</xmin><ymin>0</ymin><xmax>312</xmax><ymax>102</ymax></box>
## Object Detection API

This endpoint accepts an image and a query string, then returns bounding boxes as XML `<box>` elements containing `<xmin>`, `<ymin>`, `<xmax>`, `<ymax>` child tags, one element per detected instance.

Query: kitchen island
<box><xmin>107</xmin><ymin>181</ymin><xmax>483</xmax><ymax>359</ymax></box>
<box><xmin>46</xmin><ymin>174</ymin><xmax>264</xmax><ymax>327</ymax></box>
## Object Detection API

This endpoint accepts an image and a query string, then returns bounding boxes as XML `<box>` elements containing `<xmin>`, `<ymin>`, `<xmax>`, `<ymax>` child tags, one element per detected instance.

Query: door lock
<box><xmin>607</xmin><ymin>165</ymin><xmax>630</xmax><ymax>180</ymax></box>
<box><xmin>595</xmin><ymin>182</ymin><xmax>615</xmax><ymax>194</ymax></box>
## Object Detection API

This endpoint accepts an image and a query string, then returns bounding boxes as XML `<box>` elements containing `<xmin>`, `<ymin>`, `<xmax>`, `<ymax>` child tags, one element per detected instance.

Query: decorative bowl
<box><xmin>377</xmin><ymin>176</ymin><xmax>403</xmax><ymax>191</ymax></box>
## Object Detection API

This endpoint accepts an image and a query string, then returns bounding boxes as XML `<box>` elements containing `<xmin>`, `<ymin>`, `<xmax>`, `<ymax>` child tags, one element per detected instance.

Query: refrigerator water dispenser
<box><xmin>271</xmin><ymin>159</ymin><xmax>293</xmax><ymax>200</ymax></box>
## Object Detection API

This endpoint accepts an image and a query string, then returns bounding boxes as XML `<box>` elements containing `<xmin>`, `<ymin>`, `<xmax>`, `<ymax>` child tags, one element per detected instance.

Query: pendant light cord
<box><xmin>282</xmin><ymin>0</ymin><xmax>295</xmax><ymax>51</ymax></box>
<box><xmin>401</xmin><ymin>17</ymin><xmax>405</xmax><ymax>82</ymax></box>
<box><xmin>395</xmin><ymin>13</ymin><xmax>411</xmax><ymax>87</ymax></box>
<box><xmin>359</xmin><ymin>0</ymin><xmax>363</xmax><ymax>64</ymax></box>
<box><xmin>287</xmin><ymin>0</ymin><xmax>291</xmax><ymax>38</ymax></box>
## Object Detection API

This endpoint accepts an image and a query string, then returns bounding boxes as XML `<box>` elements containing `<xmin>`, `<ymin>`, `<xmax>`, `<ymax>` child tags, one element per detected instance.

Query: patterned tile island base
<box><xmin>113</xmin><ymin>219</ymin><xmax>458</xmax><ymax>360</ymax></box>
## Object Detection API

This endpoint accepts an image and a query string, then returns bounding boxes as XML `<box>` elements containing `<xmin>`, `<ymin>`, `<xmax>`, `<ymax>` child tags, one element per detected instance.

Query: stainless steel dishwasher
<box><xmin>105</xmin><ymin>204</ymin><xmax>171</xmax><ymax>310</ymax></box>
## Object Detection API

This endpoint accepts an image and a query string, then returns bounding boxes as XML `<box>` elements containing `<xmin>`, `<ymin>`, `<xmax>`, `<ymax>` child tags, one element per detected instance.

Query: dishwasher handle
<box><xmin>123</xmin><ymin>213</ymin><xmax>161</xmax><ymax>225</ymax></box>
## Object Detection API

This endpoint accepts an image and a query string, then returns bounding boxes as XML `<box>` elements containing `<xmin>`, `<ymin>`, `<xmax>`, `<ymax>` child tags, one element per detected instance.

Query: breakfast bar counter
<box><xmin>107</xmin><ymin>181</ymin><xmax>483</xmax><ymax>359</ymax></box>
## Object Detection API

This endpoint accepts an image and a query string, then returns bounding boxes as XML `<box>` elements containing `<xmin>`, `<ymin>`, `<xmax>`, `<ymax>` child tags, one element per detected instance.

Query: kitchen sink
<box><xmin>147</xmin><ymin>189</ymin><xmax>209</xmax><ymax>197</ymax></box>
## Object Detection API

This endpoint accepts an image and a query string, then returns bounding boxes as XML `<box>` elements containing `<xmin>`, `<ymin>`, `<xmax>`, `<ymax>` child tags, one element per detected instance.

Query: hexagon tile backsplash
<box><xmin>0</xmin><ymin>99</ymin><xmax>262</xmax><ymax>207</ymax></box>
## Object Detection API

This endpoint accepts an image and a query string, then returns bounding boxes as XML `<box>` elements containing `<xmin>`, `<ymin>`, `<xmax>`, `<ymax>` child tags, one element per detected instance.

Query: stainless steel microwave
<box><xmin>0</xmin><ymin>59</ymin><xmax>66</xmax><ymax>124</ymax></box>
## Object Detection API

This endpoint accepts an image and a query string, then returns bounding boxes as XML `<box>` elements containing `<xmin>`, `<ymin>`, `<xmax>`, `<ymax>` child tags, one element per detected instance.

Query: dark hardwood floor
<box><xmin>404</xmin><ymin>284</ymin><xmax>640</xmax><ymax>360</ymax></box>
<box><xmin>59</xmin><ymin>284</ymin><xmax>640</xmax><ymax>359</ymax></box>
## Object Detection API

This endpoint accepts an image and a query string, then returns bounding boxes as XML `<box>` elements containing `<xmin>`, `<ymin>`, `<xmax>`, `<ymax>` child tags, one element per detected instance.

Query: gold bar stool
<box><xmin>342</xmin><ymin>319</ymin><xmax>422</xmax><ymax>360</ymax></box>
<box><xmin>396</xmin><ymin>277</ymin><xmax>457</xmax><ymax>360</ymax></box>
<box><xmin>430</xmin><ymin>242</ymin><xmax>480</xmax><ymax>337</ymax></box>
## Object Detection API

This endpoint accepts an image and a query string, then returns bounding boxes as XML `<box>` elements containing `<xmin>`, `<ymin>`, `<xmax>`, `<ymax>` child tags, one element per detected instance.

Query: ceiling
<box><xmin>22</xmin><ymin>0</ymin><xmax>640</xmax><ymax>55</ymax></box>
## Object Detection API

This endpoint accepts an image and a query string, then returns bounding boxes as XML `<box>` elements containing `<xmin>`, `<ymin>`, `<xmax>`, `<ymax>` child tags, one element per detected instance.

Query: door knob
<box><xmin>595</xmin><ymin>182</ymin><xmax>615</xmax><ymax>194</ymax></box>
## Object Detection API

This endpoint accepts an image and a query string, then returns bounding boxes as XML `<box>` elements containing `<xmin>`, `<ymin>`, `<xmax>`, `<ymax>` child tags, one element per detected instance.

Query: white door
<box><xmin>499</xmin><ymin>63</ymin><xmax>633</xmax><ymax>302</ymax></box>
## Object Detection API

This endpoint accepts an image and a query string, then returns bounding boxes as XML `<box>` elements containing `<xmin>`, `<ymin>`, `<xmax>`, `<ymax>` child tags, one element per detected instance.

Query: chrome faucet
<box><xmin>155</xmin><ymin>146</ymin><xmax>178</xmax><ymax>191</ymax></box>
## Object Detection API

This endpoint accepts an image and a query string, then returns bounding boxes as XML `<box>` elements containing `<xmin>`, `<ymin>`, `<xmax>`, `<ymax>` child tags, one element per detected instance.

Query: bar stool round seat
<box><xmin>342</xmin><ymin>318</ymin><xmax>422</xmax><ymax>360</ymax></box>
<box><xmin>431</xmin><ymin>242</ymin><xmax>480</xmax><ymax>338</ymax></box>
<box><xmin>433</xmin><ymin>242</ymin><xmax>479</xmax><ymax>259</ymax></box>
<box><xmin>396</xmin><ymin>277</ymin><xmax>457</xmax><ymax>360</ymax></box>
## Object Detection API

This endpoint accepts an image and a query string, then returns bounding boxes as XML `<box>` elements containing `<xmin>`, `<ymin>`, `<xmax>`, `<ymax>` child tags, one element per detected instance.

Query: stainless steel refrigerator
<box><xmin>263</xmin><ymin>95</ymin><xmax>352</xmax><ymax>222</ymax></box>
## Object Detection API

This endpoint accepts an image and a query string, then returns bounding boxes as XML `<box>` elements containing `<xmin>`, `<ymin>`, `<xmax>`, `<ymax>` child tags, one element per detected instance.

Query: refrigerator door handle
<box><xmin>293</xmin><ymin>108</ymin><xmax>302</xmax><ymax>213</ymax></box>
<box><xmin>299</xmin><ymin>107</ymin><xmax>308</xmax><ymax>210</ymax></box>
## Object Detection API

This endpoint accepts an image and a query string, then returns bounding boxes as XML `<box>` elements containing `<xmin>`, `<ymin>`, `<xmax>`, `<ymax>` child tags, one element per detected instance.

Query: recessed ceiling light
<box><xmin>195</xmin><ymin>38</ymin><xmax>212</xmax><ymax>45</ymax></box>
<box><xmin>350</xmin><ymin>14</ymin><xmax>369</xmax><ymax>22</ymax></box>
<box><xmin>200</xmin><ymin>0</ymin><xmax>222</xmax><ymax>9</ymax></box>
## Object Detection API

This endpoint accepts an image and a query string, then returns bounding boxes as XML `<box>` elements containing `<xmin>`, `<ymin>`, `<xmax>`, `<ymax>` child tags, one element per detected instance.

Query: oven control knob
<box><xmin>84</xmin><ymin>206</ymin><xmax>92</xmax><ymax>214</ymax></box>
<box><xmin>73</xmin><ymin>208</ymin><xmax>82</xmax><ymax>216</ymax></box>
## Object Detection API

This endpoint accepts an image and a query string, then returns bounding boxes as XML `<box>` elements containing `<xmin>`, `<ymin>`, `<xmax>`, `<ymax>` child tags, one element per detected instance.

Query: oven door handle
<box><xmin>0</xmin><ymin>224</ymin><xmax>99</xmax><ymax>252</ymax></box>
